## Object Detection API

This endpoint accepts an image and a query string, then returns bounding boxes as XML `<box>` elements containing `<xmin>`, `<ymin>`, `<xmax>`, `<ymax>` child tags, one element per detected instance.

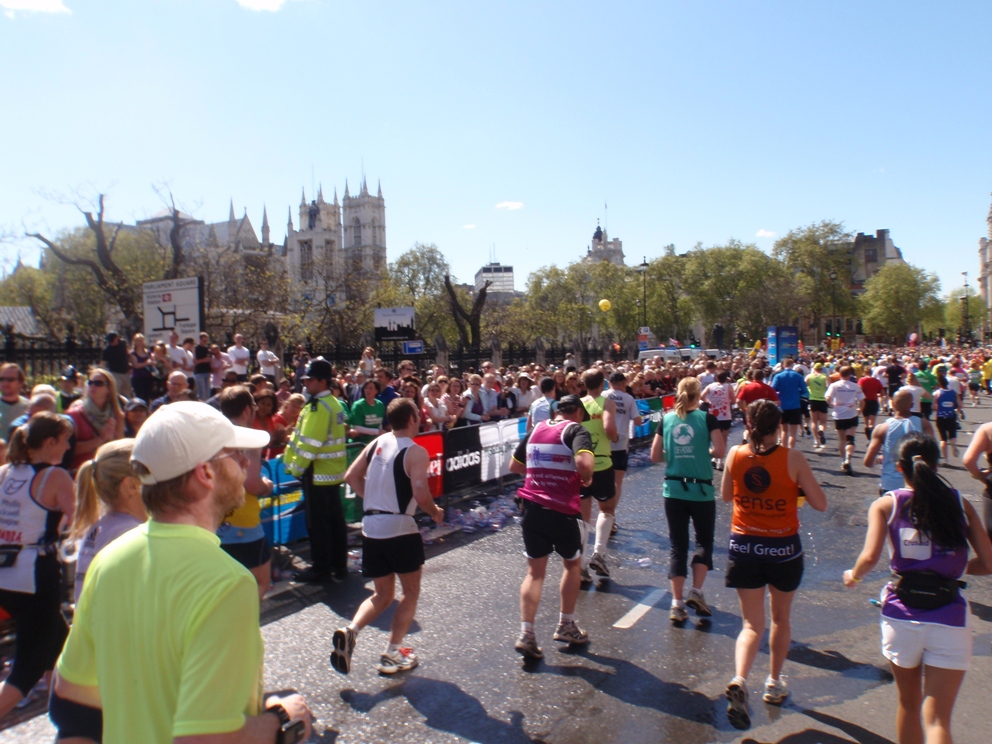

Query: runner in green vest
<box><xmin>579</xmin><ymin>369</ymin><xmax>618</xmax><ymax>582</ymax></box>
<box><xmin>650</xmin><ymin>376</ymin><xmax>724</xmax><ymax>623</ymax></box>
<box><xmin>805</xmin><ymin>363</ymin><xmax>829</xmax><ymax>448</ymax></box>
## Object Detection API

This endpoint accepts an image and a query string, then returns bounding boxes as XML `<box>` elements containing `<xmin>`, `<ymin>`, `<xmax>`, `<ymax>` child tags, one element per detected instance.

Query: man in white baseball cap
<box><xmin>51</xmin><ymin>402</ymin><xmax>313</xmax><ymax>744</ymax></box>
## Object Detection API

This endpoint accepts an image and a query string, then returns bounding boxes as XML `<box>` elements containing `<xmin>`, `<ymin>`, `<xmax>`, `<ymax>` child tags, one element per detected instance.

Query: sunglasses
<box><xmin>87</xmin><ymin>379</ymin><xmax>108</xmax><ymax>387</ymax></box>
<box><xmin>209</xmin><ymin>449</ymin><xmax>247</xmax><ymax>464</ymax></box>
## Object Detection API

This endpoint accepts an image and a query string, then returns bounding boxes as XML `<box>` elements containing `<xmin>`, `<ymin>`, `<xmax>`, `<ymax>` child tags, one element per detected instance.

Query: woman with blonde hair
<box><xmin>651</xmin><ymin>377</ymin><xmax>725</xmax><ymax>625</ymax></box>
<box><xmin>0</xmin><ymin>413</ymin><xmax>75</xmax><ymax>717</ymax></box>
<box><xmin>69</xmin><ymin>438</ymin><xmax>146</xmax><ymax>603</ymax></box>
<box><xmin>66</xmin><ymin>368</ymin><xmax>125</xmax><ymax>472</ymax></box>
<box><xmin>442</xmin><ymin>377</ymin><xmax>467</xmax><ymax>427</ymax></box>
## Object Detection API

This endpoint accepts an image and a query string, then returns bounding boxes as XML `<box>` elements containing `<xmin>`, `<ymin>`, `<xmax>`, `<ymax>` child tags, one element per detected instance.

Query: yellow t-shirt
<box><xmin>57</xmin><ymin>521</ymin><xmax>264</xmax><ymax>744</ymax></box>
<box><xmin>226</xmin><ymin>488</ymin><xmax>263</xmax><ymax>529</ymax></box>
<box><xmin>982</xmin><ymin>359</ymin><xmax>992</xmax><ymax>382</ymax></box>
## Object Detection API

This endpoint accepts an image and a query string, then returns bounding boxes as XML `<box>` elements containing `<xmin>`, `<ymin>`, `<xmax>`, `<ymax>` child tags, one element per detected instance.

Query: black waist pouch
<box><xmin>891</xmin><ymin>570</ymin><xmax>965</xmax><ymax>610</ymax></box>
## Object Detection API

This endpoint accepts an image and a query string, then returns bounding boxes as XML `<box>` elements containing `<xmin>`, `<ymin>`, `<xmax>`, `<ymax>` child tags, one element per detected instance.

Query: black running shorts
<box><xmin>580</xmin><ymin>467</ymin><xmax>616</xmax><ymax>502</ymax></box>
<box><xmin>715</xmin><ymin>419</ymin><xmax>732</xmax><ymax>431</ymax></box>
<box><xmin>611</xmin><ymin>449</ymin><xmax>629</xmax><ymax>472</ymax></box>
<box><xmin>521</xmin><ymin>501</ymin><xmax>582</xmax><ymax>560</ymax></box>
<box><xmin>781</xmin><ymin>409</ymin><xmax>802</xmax><ymax>426</ymax></box>
<box><xmin>863</xmin><ymin>400</ymin><xmax>880</xmax><ymax>417</ymax></box>
<box><xmin>834</xmin><ymin>416</ymin><xmax>859</xmax><ymax>431</ymax></box>
<box><xmin>362</xmin><ymin>533</ymin><xmax>425</xmax><ymax>578</ymax></box>
<box><xmin>809</xmin><ymin>400</ymin><xmax>828</xmax><ymax>414</ymax></box>
<box><xmin>220</xmin><ymin>538</ymin><xmax>272</xmax><ymax>570</ymax></box>
<box><xmin>935</xmin><ymin>418</ymin><xmax>958</xmax><ymax>442</ymax></box>
<box><xmin>726</xmin><ymin>555</ymin><xmax>804</xmax><ymax>593</ymax></box>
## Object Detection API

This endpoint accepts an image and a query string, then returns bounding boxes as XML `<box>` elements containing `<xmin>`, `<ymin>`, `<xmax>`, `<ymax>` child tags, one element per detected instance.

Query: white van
<box><xmin>638</xmin><ymin>348</ymin><xmax>707</xmax><ymax>363</ymax></box>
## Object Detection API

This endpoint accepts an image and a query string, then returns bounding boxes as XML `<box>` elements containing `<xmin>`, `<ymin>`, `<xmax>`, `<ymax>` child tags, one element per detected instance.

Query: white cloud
<box><xmin>756</xmin><ymin>228</ymin><xmax>777</xmax><ymax>239</ymax></box>
<box><xmin>1</xmin><ymin>0</ymin><xmax>71</xmax><ymax>17</ymax></box>
<box><xmin>462</xmin><ymin>224</ymin><xmax>476</xmax><ymax>229</ymax></box>
<box><xmin>236</xmin><ymin>0</ymin><xmax>286</xmax><ymax>10</ymax></box>
<box><xmin>495</xmin><ymin>201</ymin><xmax>523</xmax><ymax>211</ymax></box>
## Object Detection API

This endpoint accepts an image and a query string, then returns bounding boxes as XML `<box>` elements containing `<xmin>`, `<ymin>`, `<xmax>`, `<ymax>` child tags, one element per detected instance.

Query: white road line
<box><xmin>612</xmin><ymin>588</ymin><xmax>666</xmax><ymax>629</ymax></box>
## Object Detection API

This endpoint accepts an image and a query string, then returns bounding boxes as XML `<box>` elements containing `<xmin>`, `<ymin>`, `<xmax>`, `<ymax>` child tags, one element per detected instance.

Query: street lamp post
<box><xmin>829</xmin><ymin>268</ymin><xmax>838</xmax><ymax>348</ymax></box>
<box><xmin>638</xmin><ymin>257</ymin><xmax>649</xmax><ymax>328</ymax></box>
<box><xmin>962</xmin><ymin>271</ymin><xmax>970</xmax><ymax>347</ymax></box>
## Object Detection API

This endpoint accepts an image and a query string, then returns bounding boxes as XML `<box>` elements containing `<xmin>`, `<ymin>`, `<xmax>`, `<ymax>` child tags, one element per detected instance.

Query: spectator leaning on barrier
<box><xmin>284</xmin><ymin>358</ymin><xmax>349</xmax><ymax>584</ymax></box>
<box><xmin>51</xmin><ymin>401</ymin><xmax>312</xmax><ymax>744</ymax></box>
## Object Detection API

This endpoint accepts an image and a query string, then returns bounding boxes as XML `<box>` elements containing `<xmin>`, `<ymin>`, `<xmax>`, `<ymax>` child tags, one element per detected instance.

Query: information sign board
<box><xmin>143</xmin><ymin>277</ymin><xmax>203</xmax><ymax>342</ymax></box>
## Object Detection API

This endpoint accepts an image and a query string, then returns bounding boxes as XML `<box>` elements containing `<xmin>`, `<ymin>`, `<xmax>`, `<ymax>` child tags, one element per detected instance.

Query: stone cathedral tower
<box><xmin>978</xmin><ymin>193</ymin><xmax>992</xmax><ymax>315</ymax></box>
<box><xmin>342</xmin><ymin>177</ymin><xmax>387</xmax><ymax>276</ymax></box>
<box><xmin>283</xmin><ymin>178</ymin><xmax>386</xmax><ymax>310</ymax></box>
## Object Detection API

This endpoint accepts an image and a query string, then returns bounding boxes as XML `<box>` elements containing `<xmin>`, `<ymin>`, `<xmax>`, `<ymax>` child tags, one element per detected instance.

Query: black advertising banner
<box><xmin>443</xmin><ymin>424</ymin><xmax>482</xmax><ymax>491</ymax></box>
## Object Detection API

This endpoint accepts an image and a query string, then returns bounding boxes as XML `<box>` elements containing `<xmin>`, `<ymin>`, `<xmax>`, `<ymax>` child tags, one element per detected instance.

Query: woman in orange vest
<box><xmin>720</xmin><ymin>399</ymin><xmax>827</xmax><ymax>729</ymax></box>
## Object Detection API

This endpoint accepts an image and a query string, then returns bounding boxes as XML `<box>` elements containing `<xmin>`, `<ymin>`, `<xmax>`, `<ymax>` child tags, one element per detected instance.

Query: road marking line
<box><xmin>613</xmin><ymin>588</ymin><xmax>666</xmax><ymax>629</ymax></box>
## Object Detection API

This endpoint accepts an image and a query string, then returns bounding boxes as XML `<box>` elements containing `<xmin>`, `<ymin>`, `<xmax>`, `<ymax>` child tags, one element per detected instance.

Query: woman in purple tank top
<box><xmin>843</xmin><ymin>432</ymin><xmax>992</xmax><ymax>744</ymax></box>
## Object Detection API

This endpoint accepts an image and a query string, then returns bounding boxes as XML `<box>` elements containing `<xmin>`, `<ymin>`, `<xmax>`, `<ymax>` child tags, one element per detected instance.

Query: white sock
<box><xmin>347</xmin><ymin>623</ymin><xmax>360</xmax><ymax>634</ymax></box>
<box><xmin>386</xmin><ymin>642</ymin><xmax>401</xmax><ymax>654</ymax></box>
<box><xmin>594</xmin><ymin>512</ymin><xmax>614</xmax><ymax>554</ymax></box>
<box><xmin>579</xmin><ymin>520</ymin><xmax>592</xmax><ymax>569</ymax></box>
<box><xmin>671</xmin><ymin>598</ymin><xmax>684</xmax><ymax>608</ymax></box>
<box><xmin>559</xmin><ymin>612</ymin><xmax>574</xmax><ymax>624</ymax></box>
<box><xmin>521</xmin><ymin>622</ymin><xmax>534</xmax><ymax>634</ymax></box>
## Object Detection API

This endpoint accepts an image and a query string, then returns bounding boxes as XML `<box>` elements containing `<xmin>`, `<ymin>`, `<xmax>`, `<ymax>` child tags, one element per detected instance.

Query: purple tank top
<box><xmin>881</xmin><ymin>488</ymin><xmax>968</xmax><ymax>627</ymax></box>
<box><xmin>516</xmin><ymin>420</ymin><xmax>582</xmax><ymax>515</ymax></box>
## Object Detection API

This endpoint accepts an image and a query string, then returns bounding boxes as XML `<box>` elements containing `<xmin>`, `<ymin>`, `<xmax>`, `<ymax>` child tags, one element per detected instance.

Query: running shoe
<box><xmin>377</xmin><ymin>647</ymin><xmax>419</xmax><ymax>674</ymax></box>
<box><xmin>818</xmin><ymin>431</ymin><xmax>827</xmax><ymax>446</ymax></box>
<box><xmin>589</xmin><ymin>552</ymin><xmax>610</xmax><ymax>577</ymax></box>
<box><xmin>330</xmin><ymin>627</ymin><xmax>357</xmax><ymax>675</ymax></box>
<box><xmin>726</xmin><ymin>676</ymin><xmax>750</xmax><ymax>730</ymax></box>
<box><xmin>553</xmin><ymin>620</ymin><xmax>589</xmax><ymax>645</ymax></box>
<box><xmin>804</xmin><ymin>425</ymin><xmax>812</xmax><ymax>436</ymax></box>
<box><xmin>580</xmin><ymin>566</ymin><xmax>593</xmax><ymax>584</ymax></box>
<box><xmin>762</xmin><ymin>675</ymin><xmax>789</xmax><ymax>705</ymax></box>
<box><xmin>514</xmin><ymin>632</ymin><xmax>544</xmax><ymax>660</ymax></box>
<box><xmin>841</xmin><ymin>461</ymin><xmax>853</xmax><ymax>475</ymax></box>
<box><xmin>610</xmin><ymin>520</ymin><xmax>619</xmax><ymax>536</ymax></box>
<box><xmin>685</xmin><ymin>588</ymin><xmax>712</xmax><ymax>617</ymax></box>
<box><xmin>669</xmin><ymin>604</ymin><xmax>688</xmax><ymax>623</ymax></box>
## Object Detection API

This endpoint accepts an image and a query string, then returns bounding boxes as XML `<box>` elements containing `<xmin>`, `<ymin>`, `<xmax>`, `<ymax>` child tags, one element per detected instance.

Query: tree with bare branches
<box><xmin>444</xmin><ymin>274</ymin><xmax>490</xmax><ymax>347</ymax></box>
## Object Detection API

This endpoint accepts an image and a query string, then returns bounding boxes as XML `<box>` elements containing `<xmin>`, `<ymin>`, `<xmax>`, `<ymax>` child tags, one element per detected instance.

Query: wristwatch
<box><xmin>268</xmin><ymin>703</ymin><xmax>307</xmax><ymax>744</ymax></box>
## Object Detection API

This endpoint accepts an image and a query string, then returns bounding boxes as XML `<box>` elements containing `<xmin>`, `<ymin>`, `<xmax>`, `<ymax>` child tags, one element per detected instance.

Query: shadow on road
<box><xmin>340</xmin><ymin>678</ymin><xmax>540</xmax><ymax>743</ymax></box>
<box><xmin>786</xmin><ymin>643</ymin><xmax>892</xmax><ymax>682</ymax></box>
<box><xmin>524</xmin><ymin>648</ymin><xmax>717</xmax><ymax>726</ymax></box>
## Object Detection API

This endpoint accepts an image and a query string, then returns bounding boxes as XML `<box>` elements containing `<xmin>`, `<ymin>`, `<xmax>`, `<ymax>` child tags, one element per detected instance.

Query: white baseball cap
<box><xmin>131</xmin><ymin>401</ymin><xmax>271</xmax><ymax>485</ymax></box>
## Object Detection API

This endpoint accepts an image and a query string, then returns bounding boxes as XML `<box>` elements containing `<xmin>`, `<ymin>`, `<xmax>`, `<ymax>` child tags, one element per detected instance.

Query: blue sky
<box><xmin>2</xmin><ymin>1</ymin><xmax>990</xmax><ymax>299</ymax></box>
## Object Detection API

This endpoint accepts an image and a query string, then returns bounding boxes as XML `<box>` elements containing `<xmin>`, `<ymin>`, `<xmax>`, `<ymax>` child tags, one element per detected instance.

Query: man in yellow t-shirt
<box><xmin>50</xmin><ymin>402</ymin><xmax>312</xmax><ymax>744</ymax></box>
<box><xmin>981</xmin><ymin>356</ymin><xmax>992</xmax><ymax>396</ymax></box>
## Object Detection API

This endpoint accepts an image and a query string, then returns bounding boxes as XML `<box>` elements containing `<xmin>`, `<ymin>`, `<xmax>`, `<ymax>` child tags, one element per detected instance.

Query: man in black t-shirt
<box><xmin>193</xmin><ymin>332</ymin><xmax>213</xmax><ymax>401</ymax></box>
<box><xmin>101</xmin><ymin>332</ymin><xmax>132</xmax><ymax>396</ymax></box>
<box><xmin>884</xmin><ymin>357</ymin><xmax>906</xmax><ymax>400</ymax></box>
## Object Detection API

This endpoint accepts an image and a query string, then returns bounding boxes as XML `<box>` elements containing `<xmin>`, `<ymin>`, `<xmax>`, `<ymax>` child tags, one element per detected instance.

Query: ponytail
<box><xmin>747</xmin><ymin>399</ymin><xmax>781</xmax><ymax>453</ymax></box>
<box><xmin>674</xmin><ymin>377</ymin><xmax>700</xmax><ymax>419</ymax></box>
<box><xmin>68</xmin><ymin>439</ymin><xmax>137</xmax><ymax>543</ymax></box>
<box><xmin>4</xmin><ymin>412</ymin><xmax>72</xmax><ymax>465</ymax></box>
<box><xmin>70</xmin><ymin>460</ymin><xmax>101</xmax><ymax>543</ymax></box>
<box><xmin>897</xmin><ymin>432</ymin><xmax>966</xmax><ymax>549</ymax></box>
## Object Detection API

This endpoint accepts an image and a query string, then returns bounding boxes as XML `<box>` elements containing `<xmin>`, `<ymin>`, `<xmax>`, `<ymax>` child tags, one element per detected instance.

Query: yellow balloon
<box><xmin>598</xmin><ymin>299</ymin><xmax>612</xmax><ymax>312</ymax></box>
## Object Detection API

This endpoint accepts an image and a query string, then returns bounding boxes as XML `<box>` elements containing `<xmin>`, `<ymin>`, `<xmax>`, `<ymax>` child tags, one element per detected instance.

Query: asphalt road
<box><xmin>4</xmin><ymin>404</ymin><xmax>992</xmax><ymax>743</ymax></box>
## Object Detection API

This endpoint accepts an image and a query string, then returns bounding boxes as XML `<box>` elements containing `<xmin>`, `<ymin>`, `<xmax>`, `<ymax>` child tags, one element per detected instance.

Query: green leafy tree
<box><xmin>772</xmin><ymin>220</ymin><xmax>855</xmax><ymax>331</ymax></box>
<box><xmin>858</xmin><ymin>262</ymin><xmax>941</xmax><ymax>340</ymax></box>
<box><xmin>940</xmin><ymin>285</ymin><xmax>985</xmax><ymax>340</ymax></box>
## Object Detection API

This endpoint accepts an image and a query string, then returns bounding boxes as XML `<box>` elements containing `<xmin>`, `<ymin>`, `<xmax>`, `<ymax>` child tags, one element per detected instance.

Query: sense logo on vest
<box><xmin>673</xmin><ymin>424</ymin><xmax>693</xmax><ymax>446</ymax></box>
<box><xmin>743</xmin><ymin>466</ymin><xmax>771</xmax><ymax>494</ymax></box>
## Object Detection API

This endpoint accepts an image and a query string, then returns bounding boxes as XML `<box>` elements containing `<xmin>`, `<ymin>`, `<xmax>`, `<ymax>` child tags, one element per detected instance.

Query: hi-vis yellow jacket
<box><xmin>283</xmin><ymin>391</ymin><xmax>347</xmax><ymax>485</ymax></box>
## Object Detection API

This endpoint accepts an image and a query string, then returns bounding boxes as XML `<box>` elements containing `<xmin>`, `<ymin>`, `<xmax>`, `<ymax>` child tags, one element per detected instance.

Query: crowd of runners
<box><xmin>0</xmin><ymin>338</ymin><xmax>992</xmax><ymax>742</ymax></box>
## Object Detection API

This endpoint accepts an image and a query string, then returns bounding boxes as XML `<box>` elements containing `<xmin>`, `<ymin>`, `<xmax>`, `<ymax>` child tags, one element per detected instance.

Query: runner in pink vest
<box><xmin>509</xmin><ymin>395</ymin><xmax>595</xmax><ymax>660</ymax></box>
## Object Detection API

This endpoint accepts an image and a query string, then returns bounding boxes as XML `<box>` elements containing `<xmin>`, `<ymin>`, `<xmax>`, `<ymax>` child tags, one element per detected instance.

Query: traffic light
<box><xmin>825</xmin><ymin>320</ymin><xmax>832</xmax><ymax>337</ymax></box>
